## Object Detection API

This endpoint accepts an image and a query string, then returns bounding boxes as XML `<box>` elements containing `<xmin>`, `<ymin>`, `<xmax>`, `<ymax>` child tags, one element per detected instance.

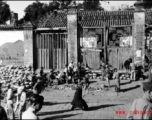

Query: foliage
<box><xmin>143</xmin><ymin>0</ymin><xmax>152</xmax><ymax>9</ymax></box>
<box><xmin>83</xmin><ymin>0</ymin><xmax>103</xmax><ymax>11</ymax></box>
<box><xmin>54</xmin><ymin>0</ymin><xmax>73</xmax><ymax>9</ymax></box>
<box><xmin>0</xmin><ymin>1</ymin><xmax>11</xmax><ymax>24</ymax></box>
<box><xmin>24</xmin><ymin>2</ymin><xmax>46</xmax><ymax>25</ymax></box>
<box><xmin>20</xmin><ymin>0</ymin><xmax>103</xmax><ymax>25</ymax></box>
<box><xmin>22</xmin><ymin>1</ymin><xmax>60</xmax><ymax>25</ymax></box>
<box><xmin>134</xmin><ymin>0</ymin><xmax>152</xmax><ymax>9</ymax></box>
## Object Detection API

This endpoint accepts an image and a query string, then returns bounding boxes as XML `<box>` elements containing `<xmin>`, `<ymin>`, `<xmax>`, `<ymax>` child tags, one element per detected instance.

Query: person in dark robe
<box><xmin>124</xmin><ymin>58</ymin><xmax>132</xmax><ymax>71</ymax></box>
<box><xmin>71</xmin><ymin>82</ymin><xmax>89</xmax><ymax>111</ymax></box>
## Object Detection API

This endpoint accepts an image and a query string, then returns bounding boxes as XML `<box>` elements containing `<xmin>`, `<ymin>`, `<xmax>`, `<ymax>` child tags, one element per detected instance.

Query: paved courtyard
<box><xmin>37</xmin><ymin>79</ymin><xmax>143</xmax><ymax>120</ymax></box>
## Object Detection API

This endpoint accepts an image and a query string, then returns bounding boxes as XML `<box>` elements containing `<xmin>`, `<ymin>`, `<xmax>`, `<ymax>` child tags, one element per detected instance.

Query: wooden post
<box><xmin>104</xmin><ymin>25</ymin><xmax>107</xmax><ymax>64</ymax></box>
<box><xmin>104</xmin><ymin>25</ymin><xmax>108</xmax><ymax>64</ymax></box>
<box><xmin>40</xmin><ymin>34</ymin><xmax>42</xmax><ymax>68</ymax></box>
<box><xmin>50</xmin><ymin>34</ymin><xmax>53</xmax><ymax>69</ymax></box>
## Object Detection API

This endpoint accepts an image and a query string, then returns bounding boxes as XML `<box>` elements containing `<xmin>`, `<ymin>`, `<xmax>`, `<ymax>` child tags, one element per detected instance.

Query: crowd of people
<box><xmin>0</xmin><ymin>61</ymin><xmax>92</xmax><ymax>120</ymax></box>
<box><xmin>0</xmin><ymin>58</ymin><xmax>149</xmax><ymax>120</ymax></box>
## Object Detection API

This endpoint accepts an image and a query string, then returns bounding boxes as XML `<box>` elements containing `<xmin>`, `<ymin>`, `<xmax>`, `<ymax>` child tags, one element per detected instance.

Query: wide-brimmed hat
<box><xmin>141</xmin><ymin>80</ymin><xmax>152</xmax><ymax>91</ymax></box>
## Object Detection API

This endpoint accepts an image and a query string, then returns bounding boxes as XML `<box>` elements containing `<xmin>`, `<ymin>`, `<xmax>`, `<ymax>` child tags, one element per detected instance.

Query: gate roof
<box><xmin>37</xmin><ymin>10</ymin><xmax>152</xmax><ymax>28</ymax></box>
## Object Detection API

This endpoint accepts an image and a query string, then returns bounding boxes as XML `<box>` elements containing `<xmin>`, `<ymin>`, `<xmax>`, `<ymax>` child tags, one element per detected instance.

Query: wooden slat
<box><xmin>49</xmin><ymin>34</ymin><xmax>51</xmax><ymax>69</ymax></box>
<box><xmin>53</xmin><ymin>33</ymin><xmax>55</xmax><ymax>69</ymax></box>
<box><xmin>48</xmin><ymin>34</ymin><xmax>50</xmax><ymax>69</ymax></box>
<box><xmin>65</xmin><ymin>34</ymin><xmax>68</xmax><ymax>64</ymax></box>
<box><xmin>41</xmin><ymin>34</ymin><xmax>43</xmax><ymax>68</ymax></box>
<box><xmin>54</xmin><ymin>34</ymin><xmax>57</xmax><ymax>69</ymax></box>
<box><xmin>40</xmin><ymin>34</ymin><xmax>42</xmax><ymax>68</ymax></box>
<box><xmin>43</xmin><ymin>34</ymin><xmax>45</xmax><ymax>69</ymax></box>
<box><xmin>36</xmin><ymin>34</ymin><xmax>38</xmax><ymax>69</ymax></box>
<box><xmin>49</xmin><ymin>34</ymin><xmax>52</xmax><ymax>69</ymax></box>
<box><xmin>62</xmin><ymin>34</ymin><xmax>65</xmax><ymax>68</ymax></box>
<box><xmin>44</xmin><ymin>35</ymin><xmax>47</xmax><ymax>69</ymax></box>
<box><xmin>47</xmin><ymin>34</ymin><xmax>49</xmax><ymax>69</ymax></box>
<box><xmin>58</xmin><ymin>34</ymin><xmax>60</xmax><ymax>69</ymax></box>
<box><xmin>52</xmin><ymin>34</ymin><xmax>55</xmax><ymax>69</ymax></box>
<box><xmin>58</xmin><ymin>33</ymin><xmax>60</xmax><ymax>69</ymax></box>
<box><xmin>51</xmin><ymin>34</ymin><xmax>53</xmax><ymax>69</ymax></box>
<box><xmin>46</xmin><ymin>35</ymin><xmax>47</xmax><ymax>69</ymax></box>
<box><xmin>57</xmin><ymin>33</ymin><xmax>59</xmax><ymax>69</ymax></box>
<box><xmin>61</xmin><ymin>34</ymin><xmax>64</xmax><ymax>68</ymax></box>
<box><xmin>60</xmin><ymin>34</ymin><xmax>62</xmax><ymax>69</ymax></box>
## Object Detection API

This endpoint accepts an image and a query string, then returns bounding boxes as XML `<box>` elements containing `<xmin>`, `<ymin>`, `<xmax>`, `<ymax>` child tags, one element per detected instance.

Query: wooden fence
<box><xmin>35</xmin><ymin>32</ymin><xmax>68</xmax><ymax>69</ymax></box>
<box><xmin>108</xmin><ymin>47</ymin><xmax>133</xmax><ymax>70</ymax></box>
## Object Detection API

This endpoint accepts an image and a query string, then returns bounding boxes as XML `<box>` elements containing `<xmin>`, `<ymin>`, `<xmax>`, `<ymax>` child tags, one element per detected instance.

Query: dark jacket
<box><xmin>71</xmin><ymin>86</ymin><xmax>87</xmax><ymax>108</ymax></box>
<box><xmin>0</xmin><ymin>106</ymin><xmax>8</xmax><ymax>120</ymax></box>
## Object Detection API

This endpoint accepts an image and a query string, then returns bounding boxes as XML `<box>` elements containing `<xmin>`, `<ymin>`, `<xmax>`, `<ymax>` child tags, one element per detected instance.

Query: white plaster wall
<box><xmin>0</xmin><ymin>31</ymin><xmax>24</xmax><ymax>46</ymax></box>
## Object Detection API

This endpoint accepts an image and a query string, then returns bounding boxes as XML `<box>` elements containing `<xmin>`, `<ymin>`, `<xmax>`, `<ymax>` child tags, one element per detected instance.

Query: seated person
<box><xmin>124</xmin><ymin>58</ymin><xmax>132</xmax><ymax>71</ymax></box>
<box><xmin>40</xmin><ymin>67</ymin><xmax>44</xmax><ymax>77</ymax></box>
<box><xmin>72</xmin><ymin>72</ymin><xmax>79</xmax><ymax>84</ymax></box>
<box><xmin>46</xmin><ymin>69</ymin><xmax>55</xmax><ymax>86</ymax></box>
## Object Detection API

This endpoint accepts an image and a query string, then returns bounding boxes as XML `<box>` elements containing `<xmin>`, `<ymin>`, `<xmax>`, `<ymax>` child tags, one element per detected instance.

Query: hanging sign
<box><xmin>83</xmin><ymin>37</ymin><xmax>97</xmax><ymax>48</ymax></box>
<box><xmin>120</xmin><ymin>36</ymin><xmax>132</xmax><ymax>47</ymax></box>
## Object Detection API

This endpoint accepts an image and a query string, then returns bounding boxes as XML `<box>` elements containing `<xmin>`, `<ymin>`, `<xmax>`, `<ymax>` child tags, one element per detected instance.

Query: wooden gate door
<box><xmin>82</xmin><ymin>49</ymin><xmax>102</xmax><ymax>70</ymax></box>
<box><xmin>108</xmin><ymin>47</ymin><xmax>133</xmax><ymax>70</ymax></box>
<box><xmin>35</xmin><ymin>32</ymin><xmax>68</xmax><ymax>70</ymax></box>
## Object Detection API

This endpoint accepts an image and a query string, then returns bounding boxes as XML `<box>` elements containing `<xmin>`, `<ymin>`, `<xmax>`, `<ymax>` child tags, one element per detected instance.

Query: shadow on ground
<box><xmin>120</xmin><ymin>80</ymin><xmax>132</xmax><ymax>85</ymax></box>
<box><xmin>121</xmin><ymin>85</ymin><xmax>140</xmax><ymax>92</ymax></box>
<box><xmin>88</xmin><ymin>104</ymin><xmax>123</xmax><ymax>111</ymax></box>
<box><xmin>38</xmin><ymin>109</ymin><xmax>71</xmax><ymax>116</ymax></box>
<box><xmin>43</xmin><ymin>102</ymin><xmax>69</xmax><ymax>106</ymax></box>
<box><xmin>42</xmin><ymin>113</ymin><xmax>81</xmax><ymax>120</ymax></box>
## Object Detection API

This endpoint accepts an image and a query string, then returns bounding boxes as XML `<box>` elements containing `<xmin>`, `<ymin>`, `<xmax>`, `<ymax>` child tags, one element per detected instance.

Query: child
<box><xmin>105</xmin><ymin>65</ymin><xmax>110</xmax><ymax>88</ymax></box>
<box><xmin>113</xmin><ymin>68</ymin><xmax>120</xmax><ymax>93</ymax></box>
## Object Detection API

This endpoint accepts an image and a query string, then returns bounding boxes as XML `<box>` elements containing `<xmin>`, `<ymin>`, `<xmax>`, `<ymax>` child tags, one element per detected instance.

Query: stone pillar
<box><xmin>23</xmin><ymin>22</ymin><xmax>34</xmax><ymax>67</ymax></box>
<box><xmin>133</xmin><ymin>8</ymin><xmax>145</xmax><ymax>67</ymax></box>
<box><xmin>67</xmin><ymin>4</ymin><xmax>78</xmax><ymax>65</ymax></box>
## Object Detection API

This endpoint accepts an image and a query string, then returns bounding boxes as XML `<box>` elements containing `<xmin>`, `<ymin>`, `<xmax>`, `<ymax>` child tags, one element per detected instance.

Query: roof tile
<box><xmin>38</xmin><ymin>10</ymin><xmax>152</xmax><ymax>28</ymax></box>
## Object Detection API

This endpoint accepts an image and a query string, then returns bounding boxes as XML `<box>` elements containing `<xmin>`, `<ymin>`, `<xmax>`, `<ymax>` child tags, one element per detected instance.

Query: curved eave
<box><xmin>36</xmin><ymin>27</ymin><xmax>67</xmax><ymax>31</ymax></box>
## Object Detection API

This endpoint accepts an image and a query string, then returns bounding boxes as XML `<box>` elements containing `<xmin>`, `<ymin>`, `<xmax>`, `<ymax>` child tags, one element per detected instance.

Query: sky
<box><xmin>6</xmin><ymin>1</ymin><xmax>137</xmax><ymax>19</ymax></box>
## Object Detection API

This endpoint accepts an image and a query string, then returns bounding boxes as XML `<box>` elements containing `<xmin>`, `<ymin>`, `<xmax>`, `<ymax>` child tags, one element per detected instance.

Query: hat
<box><xmin>141</xmin><ymin>81</ymin><xmax>152</xmax><ymax>91</ymax></box>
